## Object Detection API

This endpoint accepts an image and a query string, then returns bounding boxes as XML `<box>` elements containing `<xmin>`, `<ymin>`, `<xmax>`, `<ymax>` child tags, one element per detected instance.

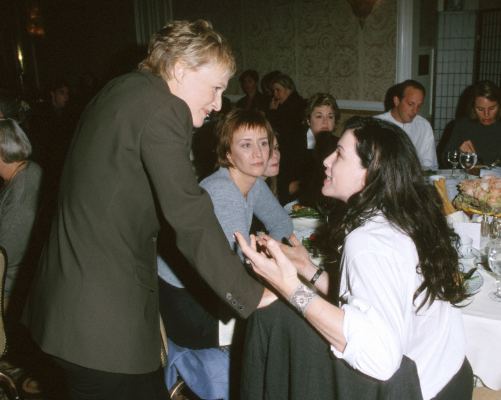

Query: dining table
<box><xmin>462</xmin><ymin>266</ymin><xmax>501</xmax><ymax>390</ymax></box>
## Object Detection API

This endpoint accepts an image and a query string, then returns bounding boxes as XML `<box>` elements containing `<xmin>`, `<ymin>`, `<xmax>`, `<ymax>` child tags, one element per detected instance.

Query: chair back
<box><xmin>0</xmin><ymin>247</ymin><xmax>6</xmax><ymax>356</ymax></box>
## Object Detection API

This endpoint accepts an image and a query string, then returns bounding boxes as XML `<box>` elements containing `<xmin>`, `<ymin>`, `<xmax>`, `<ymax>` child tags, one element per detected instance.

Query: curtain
<box><xmin>134</xmin><ymin>0</ymin><xmax>172</xmax><ymax>46</ymax></box>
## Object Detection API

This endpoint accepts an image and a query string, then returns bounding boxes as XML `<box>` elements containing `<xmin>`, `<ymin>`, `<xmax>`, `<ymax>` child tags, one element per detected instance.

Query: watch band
<box><xmin>309</xmin><ymin>267</ymin><xmax>324</xmax><ymax>285</ymax></box>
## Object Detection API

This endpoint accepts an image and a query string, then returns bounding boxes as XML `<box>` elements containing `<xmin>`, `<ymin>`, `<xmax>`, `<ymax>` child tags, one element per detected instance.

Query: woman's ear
<box><xmin>172</xmin><ymin>61</ymin><xmax>186</xmax><ymax>83</ymax></box>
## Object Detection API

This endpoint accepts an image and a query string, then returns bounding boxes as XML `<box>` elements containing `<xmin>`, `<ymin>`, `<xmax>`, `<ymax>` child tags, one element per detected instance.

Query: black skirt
<box><xmin>240</xmin><ymin>299</ymin><xmax>424</xmax><ymax>400</ymax></box>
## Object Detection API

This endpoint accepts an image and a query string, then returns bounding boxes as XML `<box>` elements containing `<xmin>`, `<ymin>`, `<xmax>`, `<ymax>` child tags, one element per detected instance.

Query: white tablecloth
<box><xmin>431</xmin><ymin>169</ymin><xmax>478</xmax><ymax>200</ymax></box>
<box><xmin>462</xmin><ymin>268</ymin><xmax>501</xmax><ymax>389</ymax></box>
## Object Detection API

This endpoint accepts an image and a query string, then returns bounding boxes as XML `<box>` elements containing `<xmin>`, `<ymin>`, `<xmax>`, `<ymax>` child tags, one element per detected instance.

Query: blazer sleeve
<box><xmin>140</xmin><ymin>101</ymin><xmax>263</xmax><ymax>318</ymax></box>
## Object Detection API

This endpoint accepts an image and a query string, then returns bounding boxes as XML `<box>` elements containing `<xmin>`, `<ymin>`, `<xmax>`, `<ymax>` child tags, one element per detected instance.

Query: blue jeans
<box><xmin>164</xmin><ymin>339</ymin><xmax>229</xmax><ymax>400</ymax></box>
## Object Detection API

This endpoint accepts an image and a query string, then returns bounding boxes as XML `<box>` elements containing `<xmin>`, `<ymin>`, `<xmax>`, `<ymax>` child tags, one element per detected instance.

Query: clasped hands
<box><xmin>235</xmin><ymin>232</ymin><xmax>310</xmax><ymax>309</ymax></box>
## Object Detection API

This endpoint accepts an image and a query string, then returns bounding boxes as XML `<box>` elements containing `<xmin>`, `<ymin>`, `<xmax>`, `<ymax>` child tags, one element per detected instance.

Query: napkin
<box><xmin>452</xmin><ymin>222</ymin><xmax>481</xmax><ymax>250</ymax></box>
<box><xmin>446</xmin><ymin>211</ymin><xmax>470</xmax><ymax>225</ymax></box>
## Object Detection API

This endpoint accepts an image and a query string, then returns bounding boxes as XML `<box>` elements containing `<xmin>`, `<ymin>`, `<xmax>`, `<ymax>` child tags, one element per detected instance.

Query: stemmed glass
<box><xmin>459</xmin><ymin>152</ymin><xmax>478</xmax><ymax>176</ymax></box>
<box><xmin>490</xmin><ymin>217</ymin><xmax>501</xmax><ymax>240</ymax></box>
<box><xmin>487</xmin><ymin>239</ymin><xmax>501</xmax><ymax>302</ymax></box>
<box><xmin>447</xmin><ymin>150</ymin><xmax>460</xmax><ymax>177</ymax></box>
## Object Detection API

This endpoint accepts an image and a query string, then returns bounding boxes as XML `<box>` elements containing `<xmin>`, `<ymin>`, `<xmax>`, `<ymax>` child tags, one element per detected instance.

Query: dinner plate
<box><xmin>465</xmin><ymin>270</ymin><xmax>484</xmax><ymax>294</ymax></box>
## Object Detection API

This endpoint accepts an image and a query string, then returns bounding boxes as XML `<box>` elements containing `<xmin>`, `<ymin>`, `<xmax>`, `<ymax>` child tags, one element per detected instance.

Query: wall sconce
<box><xmin>347</xmin><ymin>0</ymin><xmax>379</xmax><ymax>28</ymax></box>
<box><xmin>26</xmin><ymin>1</ymin><xmax>45</xmax><ymax>37</ymax></box>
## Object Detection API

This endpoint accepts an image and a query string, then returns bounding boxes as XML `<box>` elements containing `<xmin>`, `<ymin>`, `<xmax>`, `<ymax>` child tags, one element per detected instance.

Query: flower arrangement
<box><xmin>453</xmin><ymin>176</ymin><xmax>501</xmax><ymax>216</ymax></box>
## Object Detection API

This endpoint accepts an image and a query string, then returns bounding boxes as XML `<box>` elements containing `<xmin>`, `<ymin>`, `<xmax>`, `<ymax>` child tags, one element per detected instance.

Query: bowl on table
<box><xmin>292</xmin><ymin>217</ymin><xmax>320</xmax><ymax>231</ymax></box>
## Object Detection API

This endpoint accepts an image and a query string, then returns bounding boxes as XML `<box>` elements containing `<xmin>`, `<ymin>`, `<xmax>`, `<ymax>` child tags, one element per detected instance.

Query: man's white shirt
<box><xmin>376</xmin><ymin>111</ymin><xmax>438</xmax><ymax>170</ymax></box>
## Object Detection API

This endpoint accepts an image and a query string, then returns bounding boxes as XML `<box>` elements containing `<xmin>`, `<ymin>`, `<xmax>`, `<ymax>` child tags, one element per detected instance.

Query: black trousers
<box><xmin>53</xmin><ymin>357</ymin><xmax>168</xmax><ymax>400</ymax></box>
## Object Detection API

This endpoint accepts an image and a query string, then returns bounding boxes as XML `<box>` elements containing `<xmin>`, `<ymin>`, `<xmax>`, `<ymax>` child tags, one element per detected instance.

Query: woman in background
<box><xmin>265</xmin><ymin>73</ymin><xmax>306</xmax><ymax>204</ymax></box>
<box><xmin>238</xmin><ymin>117</ymin><xmax>472</xmax><ymax>400</ymax></box>
<box><xmin>262</xmin><ymin>134</ymin><xmax>280</xmax><ymax>196</ymax></box>
<box><xmin>0</xmin><ymin>119</ymin><xmax>42</xmax><ymax>313</ymax></box>
<box><xmin>235</xmin><ymin>69</ymin><xmax>268</xmax><ymax>112</ymax></box>
<box><xmin>444</xmin><ymin>80</ymin><xmax>501</xmax><ymax>165</ymax></box>
<box><xmin>0</xmin><ymin>118</ymin><xmax>43</xmax><ymax>398</ymax></box>
<box><xmin>297</xmin><ymin>93</ymin><xmax>340</xmax><ymax>208</ymax></box>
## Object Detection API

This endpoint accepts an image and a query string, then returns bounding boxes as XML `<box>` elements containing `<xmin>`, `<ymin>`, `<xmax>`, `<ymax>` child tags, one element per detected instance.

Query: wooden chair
<box><xmin>0</xmin><ymin>247</ymin><xmax>22</xmax><ymax>400</ymax></box>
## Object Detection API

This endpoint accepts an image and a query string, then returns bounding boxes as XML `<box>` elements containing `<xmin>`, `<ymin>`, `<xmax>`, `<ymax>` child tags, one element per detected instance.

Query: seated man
<box><xmin>376</xmin><ymin>80</ymin><xmax>438</xmax><ymax>170</ymax></box>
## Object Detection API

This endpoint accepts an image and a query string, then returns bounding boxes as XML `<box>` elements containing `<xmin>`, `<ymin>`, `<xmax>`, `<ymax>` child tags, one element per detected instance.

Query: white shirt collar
<box><xmin>306</xmin><ymin>128</ymin><xmax>316</xmax><ymax>149</ymax></box>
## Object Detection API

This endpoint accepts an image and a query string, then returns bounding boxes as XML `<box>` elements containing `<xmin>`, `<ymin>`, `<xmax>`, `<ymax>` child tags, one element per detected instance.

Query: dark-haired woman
<box><xmin>265</xmin><ymin>73</ymin><xmax>306</xmax><ymax>204</ymax></box>
<box><xmin>237</xmin><ymin>117</ymin><xmax>472</xmax><ymax>400</ymax></box>
<box><xmin>444</xmin><ymin>80</ymin><xmax>501</xmax><ymax>165</ymax></box>
<box><xmin>235</xmin><ymin>69</ymin><xmax>268</xmax><ymax>112</ymax></box>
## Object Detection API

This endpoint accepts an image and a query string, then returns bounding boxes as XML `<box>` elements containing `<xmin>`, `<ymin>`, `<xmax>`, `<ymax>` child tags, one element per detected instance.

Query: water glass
<box><xmin>447</xmin><ymin>150</ymin><xmax>460</xmax><ymax>176</ymax></box>
<box><xmin>487</xmin><ymin>239</ymin><xmax>501</xmax><ymax>302</ymax></box>
<box><xmin>459</xmin><ymin>152</ymin><xmax>478</xmax><ymax>175</ymax></box>
<box><xmin>490</xmin><ymin>217</ymin><xmax>501</xmax><ymax>239</ymax></box>
<box><xmin>457</xmin><ymin>236</ymin><xmax>479</xmax><ymax>272</ymax></box>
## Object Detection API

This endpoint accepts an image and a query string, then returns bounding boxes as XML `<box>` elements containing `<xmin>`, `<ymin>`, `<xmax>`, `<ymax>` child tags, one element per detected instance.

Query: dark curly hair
<box><xmin>318</xmin><ymin>116</ymin><xmax>467</xmax><ymax>310</ymax></box>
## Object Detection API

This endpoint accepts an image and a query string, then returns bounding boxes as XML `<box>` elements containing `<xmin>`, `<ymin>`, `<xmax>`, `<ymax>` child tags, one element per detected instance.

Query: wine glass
<box><xmin>487</xmin><ymin>239</ymin><xmax>501</xmax><ymax>302</ymax></box>
<box><xmin>459</xmin><ymin>152</ymin><xmax>478</xmax><ymax>176</ymax></box>
<box><xmin>490</xmin><ymin>217</ymin><xmax>501</xmax><ymax>240</ymax></box>
<box><xmin>447</xmin><ymin>150</ymin><xmax>460</xmax><ymax>176</ymax></box>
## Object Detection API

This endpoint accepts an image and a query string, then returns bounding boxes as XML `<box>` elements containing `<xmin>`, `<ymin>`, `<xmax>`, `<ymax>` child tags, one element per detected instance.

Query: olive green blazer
<box><xmin>23</xmin><ymin>71</ymin><xmax>263</xmax><ymax>374</ymax></box>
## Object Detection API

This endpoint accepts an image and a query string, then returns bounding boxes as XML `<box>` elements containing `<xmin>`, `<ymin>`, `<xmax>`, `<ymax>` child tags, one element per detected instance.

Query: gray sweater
<box><xmin>0</xmin><ymin>161</ymin><xmax>42</xmax><ymax>294</ymax></box>
<box><xmin>158</xmin><ymin>167</ymin><xmax>293</xmax><ymax>287</ymax></box>
<box><xmin>200</xmin><ymin>167</ymin><xmax>293</xmax><ymax>256</ymax></box>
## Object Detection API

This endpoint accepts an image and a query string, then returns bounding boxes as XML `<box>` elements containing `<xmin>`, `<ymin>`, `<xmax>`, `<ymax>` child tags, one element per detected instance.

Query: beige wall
<box><xmin>172</xmin><ymin>0</ymin><xmax>397</xmax><ymax>104</ymax></box>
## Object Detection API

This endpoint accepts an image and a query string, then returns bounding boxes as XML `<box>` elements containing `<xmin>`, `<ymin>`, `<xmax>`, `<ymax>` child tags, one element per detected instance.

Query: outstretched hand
<box><xmin>235</xmin><ymin>232</ymin><xmax>300</xmax><ymax>299</ymax></box>
<box><xmin>280</xmin><ymin>234</ymin><xmax>312</xmax><ymax>276</ymax></box>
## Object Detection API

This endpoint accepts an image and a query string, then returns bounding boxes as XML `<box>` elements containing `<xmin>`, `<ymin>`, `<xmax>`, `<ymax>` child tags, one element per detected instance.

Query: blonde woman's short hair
<box><xmin>139</xmin><ymin>19</ymin><xmax>236</xmax><ymax>81</ymax></box>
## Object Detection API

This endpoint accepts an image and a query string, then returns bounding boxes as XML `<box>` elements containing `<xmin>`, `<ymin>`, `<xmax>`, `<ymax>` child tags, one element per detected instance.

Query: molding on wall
<box><xmin>226</xmin><ymin>95</ymin><xmax>384</xmax><ymax>112</ymax></box>
<box><xmin>337</xmin><ymin>100</ymin><xmax>384</xmax><ymax>112</ymax></box>
<box><xmin>396</xmin><ymin>0</ymin><xmax>413</xmax><ymax>82</ymax></box>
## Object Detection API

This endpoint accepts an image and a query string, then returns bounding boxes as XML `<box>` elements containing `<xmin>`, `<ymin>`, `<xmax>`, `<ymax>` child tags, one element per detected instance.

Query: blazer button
<box><xmin>226</xmin><ymin>293</ymin><xmax>233</xmax><ymax>300</ymax></box>
<box><xmin>231</xmin><ymin>299</ymin><xmax>237</xmax><ymax>306</ymax></box>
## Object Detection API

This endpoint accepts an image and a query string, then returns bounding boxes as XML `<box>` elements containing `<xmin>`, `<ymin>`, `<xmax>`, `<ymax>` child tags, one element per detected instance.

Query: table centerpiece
<box><xmin>453</xmin><ymin>176</ymin><xmax>501</xmax><ymax>217</ymax></box>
